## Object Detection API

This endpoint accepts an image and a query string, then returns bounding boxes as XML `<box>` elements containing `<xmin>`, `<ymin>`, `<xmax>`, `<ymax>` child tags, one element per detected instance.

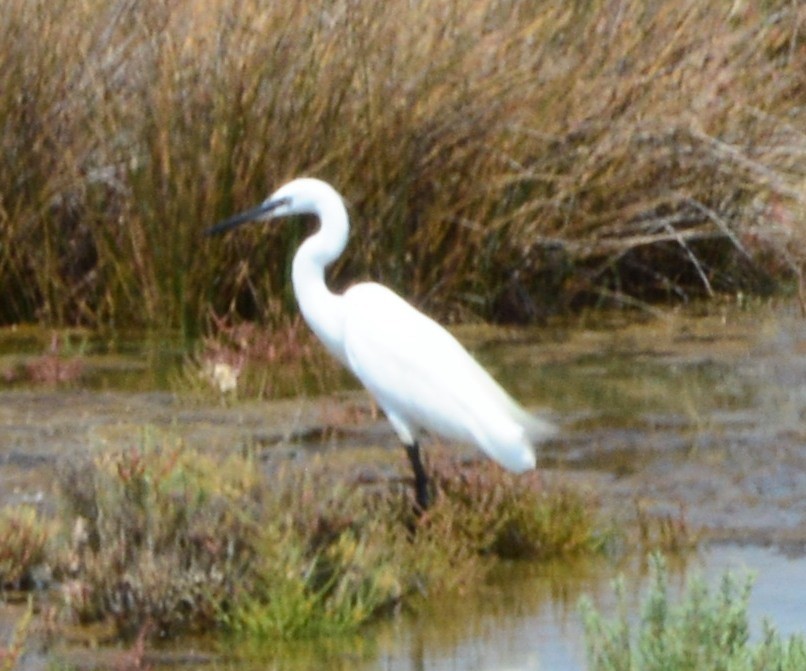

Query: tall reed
<box><xmin>1</xmin><ymin>0</ymin><xmax>803</xmax><ymax>329</ymax></box>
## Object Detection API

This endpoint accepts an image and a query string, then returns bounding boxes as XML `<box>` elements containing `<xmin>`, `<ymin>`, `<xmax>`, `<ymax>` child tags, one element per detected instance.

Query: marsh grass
<box><xmin>0</xmin><ymin>506</ymin><xmax>51</xmax><ymax>591</ymax></box>
<box><xmin>0</xmin><ymin>0</ymin><xmax>803</xmax><ymax>329</ymax></box>
<box><xmin>635</xmin><ymin>501</ymin><xmax>700</xmax><ymax>554</ymax></box>
<box><xmin>216</xmin><ymin>456</ymin><xmax>607</xmax><ymax>640</ymax></box>
<box><xmin>581</xmin><ymin>554</ymin><xmax>806</xmax><ymax>671</ymax></box>
<box><xmin>429</xmin><ymin>455</ymin><xmax>609</xmax><ymax>560</ymax></box>
<box><xmin>181</xmin><ymin>309</ymin><xmax>347</xmax><ymax>400</ymax></box>
<box><xmin>51</xmin><ymin>437</ymin><xmax>606</xmax><ymax>639</ymax></box>
<box><xmin>226</xmin><ymin>480</ymin><xmax>414</xmax><ymax>640</ymax></box>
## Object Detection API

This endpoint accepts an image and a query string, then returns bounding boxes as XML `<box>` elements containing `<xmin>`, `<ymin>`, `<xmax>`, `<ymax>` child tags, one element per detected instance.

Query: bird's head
<box><xmin>205</xmin><ymin>177</ymin><xmax>342</xmax><ymax>236</ymax></box>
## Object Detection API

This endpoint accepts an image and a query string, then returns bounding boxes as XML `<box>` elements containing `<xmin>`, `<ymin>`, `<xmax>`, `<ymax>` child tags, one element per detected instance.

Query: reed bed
<box><xmin>0</xmin><ymin>0</ymin><xmax>803</xmax><ymax>330</ymax></box>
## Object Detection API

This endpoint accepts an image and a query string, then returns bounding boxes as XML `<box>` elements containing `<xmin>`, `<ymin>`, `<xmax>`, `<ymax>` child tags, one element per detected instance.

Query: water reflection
<box><xmin>0</xmin><ymin>327</ymin><xmax>186</xmax><ymax>392</ymax></box>
<box><xmin>371</xmin><ymin>544</ymin><xmax>806</xmax><ymax>671</ymax></box>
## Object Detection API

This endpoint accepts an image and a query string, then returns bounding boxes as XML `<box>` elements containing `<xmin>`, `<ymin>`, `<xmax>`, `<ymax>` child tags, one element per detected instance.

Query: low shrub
<box><xmin>56</xmin><ymin>436</ymin><xmax>264</xmax><ymax>635</ymax></box>
<box><xmin>0</xmin><ymin>506</ymin><xmax>51</xmax><ymax>591</ymax></box>
<box><xmin>581</xmin><ymin>554</ymin><xmax>806</xmax><ymax>671</ymax></box>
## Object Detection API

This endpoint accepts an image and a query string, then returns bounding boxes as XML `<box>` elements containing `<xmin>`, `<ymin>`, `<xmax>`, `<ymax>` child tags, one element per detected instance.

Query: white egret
<box><xmin>205</xmin><ymin>178</ymin><xmax>557</xmax><ymax>510</ymax></box>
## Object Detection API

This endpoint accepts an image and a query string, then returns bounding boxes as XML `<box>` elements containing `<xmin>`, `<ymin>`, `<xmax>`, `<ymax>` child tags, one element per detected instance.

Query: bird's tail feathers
<box><xmin>476</xmin><ymin>425</ymin><xmax>536</xmax><ymax>473</ymax></box>
<box><xmin>476</xmin><ymin>370</ymin><xmax>558</xmax><ymax>445</ymax></box>
<box><xmin>473</xmin><ymin>405</ymin><xmax>557</xmax><ymax>474</ymax></box>
<box><xmin>519</xmin><ymin>410</ymin><xmax>559</xmax><ymax>443</ymax></box>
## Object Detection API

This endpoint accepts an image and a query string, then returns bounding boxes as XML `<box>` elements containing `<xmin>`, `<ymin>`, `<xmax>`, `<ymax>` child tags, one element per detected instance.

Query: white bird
<box><xmin>206</xmin><ymin>178</ymin><xmax>557</xmax><ymax>510</ymax></box>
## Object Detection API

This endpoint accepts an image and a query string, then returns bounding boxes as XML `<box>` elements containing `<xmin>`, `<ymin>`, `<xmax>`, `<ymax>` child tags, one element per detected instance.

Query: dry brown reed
<box><xmin>0</xmin><ymin>0</ymin><xmax>803</xmax><ymax>329</ymax></box>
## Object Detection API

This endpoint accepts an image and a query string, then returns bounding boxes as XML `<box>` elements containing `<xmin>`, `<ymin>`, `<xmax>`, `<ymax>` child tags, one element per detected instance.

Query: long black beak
<box><xmin>204</xmin><ymin>198</ymin><xmax>287</xmax><ymax>237</ymax></box>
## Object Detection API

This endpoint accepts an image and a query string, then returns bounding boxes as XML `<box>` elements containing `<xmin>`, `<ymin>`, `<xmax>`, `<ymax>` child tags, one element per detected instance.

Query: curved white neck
<box><xmin>291</xmin><ymin>194</ymin><xmax>350</xmax><ymax>364</ymax></box>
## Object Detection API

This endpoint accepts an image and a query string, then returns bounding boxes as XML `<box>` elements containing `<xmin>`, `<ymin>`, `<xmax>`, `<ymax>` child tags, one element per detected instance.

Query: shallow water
<box><xmin>363</xmin><ymin>542</ymin><xmax>806</xmax><ymax>671</ymax></box>
<box><xmin>2</xmin><ymin>543</ymin><xmax>800</xmax><ymax>671</ymax></box>
<box><xmin>2</xmin><ymin>299</ymin><xmax>806</xmax><ymax>669</ymax></box>
<box><xmin>351</xmin><ymin>543</ymin><xmax>802</xmax><ymax>671</ymax></box>
<box><xmin>0</xmin><ymin>326</ymin><xmax>186</xmax><ymax>392</ymax></box>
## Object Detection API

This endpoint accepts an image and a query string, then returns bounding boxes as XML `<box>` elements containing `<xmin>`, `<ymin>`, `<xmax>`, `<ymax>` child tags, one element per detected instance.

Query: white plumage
<box><xmin>206</xmin><ymin>177</ymin><xmax>557</xmax><ymax>508</ymax></box>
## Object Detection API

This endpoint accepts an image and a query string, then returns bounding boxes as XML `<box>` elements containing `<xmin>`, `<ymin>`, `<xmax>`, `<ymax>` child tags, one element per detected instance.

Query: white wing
<box><xmin>341</xmin><ymin>282</ymin><xmax>556</xmax><ymax>472</ymax></box>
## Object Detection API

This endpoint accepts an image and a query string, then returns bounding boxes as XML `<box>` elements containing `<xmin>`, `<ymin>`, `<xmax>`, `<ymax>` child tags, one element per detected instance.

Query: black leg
<box><xmin>404</xmin><ymin>441</ymin><xmax>431</xmax><ymax>511</ymax></box>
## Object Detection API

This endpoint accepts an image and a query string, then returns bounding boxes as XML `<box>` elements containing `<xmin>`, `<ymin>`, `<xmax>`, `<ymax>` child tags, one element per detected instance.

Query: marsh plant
<box><xmin>56</xmin><ymin>438</ymin><xmax>264</xmax><ymax>634</ymax></box>
<box><xmin>0</xmin><ymin>600</ymin><xmax>33</xmax><ymax>671</ymax></box>
<box><xmin>53</xmin><ymin>437</ymin><xmax>605</xmax><ymax>639</ymax></box>
<box><xmin>0</xmin><ymin>506</ymin><xmax>51</xmax><ymax>591</ymax></box>
<box><xmin>428</xmin><ymin>454</ymin><xmax>608</xmax><ymax>560</ymax></box>
<box><xmin>224</xmin><ymin>472</ymin><xmax>415</xmax><ymax>640</ymax></box>
<box><xmin>635</xmin><ymin>500</ymin><xmax>700</xmax><ymax>554</ymax></box>
<box><xmin>184</xmin><ymin>310</ymin><xmax>346</xmax><ymax>400</ymax></box>
<box><xmin>0</xmin><ymin>0</ymin><xmax>803</xmax><ymax>330</ymax></box>
<box><xmin>581</xmin><ymin>554</ymin><xmax>806</xmax><ymax>671</ymax></box>
<box><xmin>220</xmin><ymin>460</ymin><xmax>607</xmax><ymax>639</ymax></box>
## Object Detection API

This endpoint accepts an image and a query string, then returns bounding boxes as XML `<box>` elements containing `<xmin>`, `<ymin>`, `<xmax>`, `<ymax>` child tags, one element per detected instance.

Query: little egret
<box><xmin>205</xmin><ymin>178</ymin><xmax>557</xmax><ymax>510</ymax></box>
